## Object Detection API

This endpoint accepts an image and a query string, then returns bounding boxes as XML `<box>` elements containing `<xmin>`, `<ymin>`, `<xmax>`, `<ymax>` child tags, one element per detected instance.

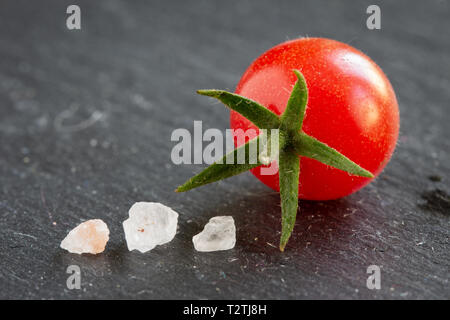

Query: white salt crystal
<box><xmin>193</xmin><ymin>216</ymin><xmax>236</xmax><ymax>252</ymax></box>
<box><xmin>60</xmin><ymin>219</ymin><xmax>109</xmax><ymax>254</ymax></box>
<box><xmin>123</xmin><ymin>202</ymin><xmax>178</xmax><ymax>253</ymax></box>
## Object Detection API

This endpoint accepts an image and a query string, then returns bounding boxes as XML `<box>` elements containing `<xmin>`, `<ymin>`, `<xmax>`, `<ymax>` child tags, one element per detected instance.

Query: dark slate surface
<box><xmin>0</xmin><ymin>0</ymin><xmax>449</xmax><ymax>300</ymax></box>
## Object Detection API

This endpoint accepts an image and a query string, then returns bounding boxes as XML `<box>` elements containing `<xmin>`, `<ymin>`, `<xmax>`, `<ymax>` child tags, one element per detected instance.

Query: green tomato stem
<box><xmin>177</xmin><ymin>70</ymin><xmax>373</xmax><ymax>251</ymax></box>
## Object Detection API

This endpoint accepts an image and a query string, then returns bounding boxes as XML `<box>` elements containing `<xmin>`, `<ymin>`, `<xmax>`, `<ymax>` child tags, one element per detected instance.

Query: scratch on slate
<box><xmin>40</xmin><ymin>187</ymin><xmax>54</xmax><ymax>223</ymax></box>
<box><xmin>13</xmin><ymin>232</ymin><xmax>37</xmax><ymax>240</ymax></box>
<box><xmin>54</xmin><ymin>104</ymin><xmax>104</xmax><ymax>133</ymax></box>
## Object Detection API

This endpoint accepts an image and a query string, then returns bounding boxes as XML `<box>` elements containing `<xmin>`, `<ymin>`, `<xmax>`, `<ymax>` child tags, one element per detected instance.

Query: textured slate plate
<box><xmin>0</xmin><ymin>0</ymin><xmax>448</xmax><ymax>299</ymax></box>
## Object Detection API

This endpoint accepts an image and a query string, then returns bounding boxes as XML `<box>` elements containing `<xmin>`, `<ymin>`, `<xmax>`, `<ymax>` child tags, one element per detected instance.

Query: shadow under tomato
<box><xmin>196</xmin><ymin>187</ymin><xmax>374</xmax><ymax>259</ymax></box>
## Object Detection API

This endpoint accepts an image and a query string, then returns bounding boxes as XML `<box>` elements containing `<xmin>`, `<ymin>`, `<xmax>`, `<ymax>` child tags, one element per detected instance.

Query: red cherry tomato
<box><xmin>230</xmin><ymin>38</ymin><xmax>399</xmax><ymax>200</ymax></box>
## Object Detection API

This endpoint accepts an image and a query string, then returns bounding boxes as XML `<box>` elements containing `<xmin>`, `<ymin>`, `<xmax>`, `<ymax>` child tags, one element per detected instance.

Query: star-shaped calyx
<box><xmin>176</xmin><ymin>70</ymin><xmax>373</xmax><ymax>251</ymax></box>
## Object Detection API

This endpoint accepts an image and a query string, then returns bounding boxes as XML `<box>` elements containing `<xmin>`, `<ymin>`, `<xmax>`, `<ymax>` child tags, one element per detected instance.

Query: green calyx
<box><xmin>176</xmin><ymin>70</ymin><xmax>374</xmax><ymax>251</ymax></box>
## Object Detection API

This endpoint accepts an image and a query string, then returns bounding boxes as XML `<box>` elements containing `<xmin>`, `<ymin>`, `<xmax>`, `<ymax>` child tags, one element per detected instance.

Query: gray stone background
<box><xmin>0</xmin><ymin>0</ymin><xmax>448</xmax><ymax>299</ymax></box>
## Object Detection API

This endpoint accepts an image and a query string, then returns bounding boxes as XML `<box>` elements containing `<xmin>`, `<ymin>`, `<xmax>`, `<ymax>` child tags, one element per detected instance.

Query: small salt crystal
<box><xmin>123</xmin><ymin>202</ymin><xmax>178</xmax><ymax>253</ymax></box>
<box><xmin>60</xmin><ymin>219</ymin><xmax>109</xmax><ymax>254</ymax></box>
<box><xmin>193</xmin><ymin>216</ymin><xmax>236</xmax><ymax>252</ymax></box>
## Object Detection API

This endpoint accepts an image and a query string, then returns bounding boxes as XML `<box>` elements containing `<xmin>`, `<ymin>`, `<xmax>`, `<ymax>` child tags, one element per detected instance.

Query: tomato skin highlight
<box><xmin>230</xmin><ymin>38</ymin><xmax>399</xmax><ymax>200</ymax></box>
